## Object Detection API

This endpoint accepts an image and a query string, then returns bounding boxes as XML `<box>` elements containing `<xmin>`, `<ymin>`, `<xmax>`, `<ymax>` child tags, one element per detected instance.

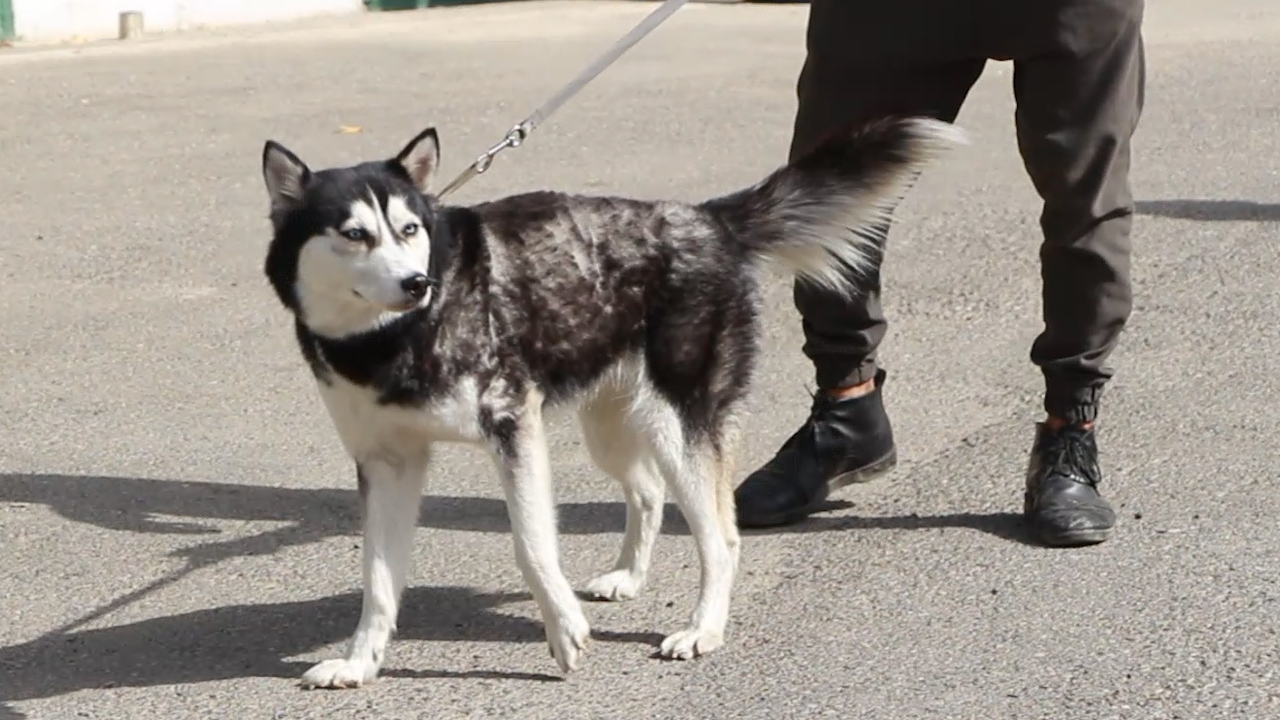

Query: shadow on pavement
<box><xmin>0</xmin><ymin>471</ymin><xmax>1030</xmax><ymax>545</ymax></box>
<box><xmin>0</xmin><ymin>440</ymin><xmax>1032</xmax><ymax>712</ymax></box>
<box><xmin>0</xmin><ymin>585</ymin><xmax>556</xmax><ymax>712</ymax></box>
<box><xmin>0</xmin><ymin>474</ymin><xmax>660</xmax><ymax>715</ymax></box>
<box><xmin>0</xmin><ymin>472</ymin><xmax>667</xmax><ymax>540</ymax></box>
<box><xmin>1136</xmin><ymin>199</ymin><xmax>1280</xmax><ymax>221</ymax></box>
<box><xmin>755</xmin><ymin>502</ymin><xmax>1035</xmax><ymax>546</ymax></box>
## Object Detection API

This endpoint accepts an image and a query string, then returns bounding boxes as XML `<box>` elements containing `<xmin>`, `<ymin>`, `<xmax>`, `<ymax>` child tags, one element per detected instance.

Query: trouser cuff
<box><xmin>1044</xmin><ymin>383</ymin><xmax>1104</xmax><ymax>424</ymax></box>
<box><xmin>815</xmin><ymin>360</ymin><xmax>879</xmax><ymax>391</ymax></box>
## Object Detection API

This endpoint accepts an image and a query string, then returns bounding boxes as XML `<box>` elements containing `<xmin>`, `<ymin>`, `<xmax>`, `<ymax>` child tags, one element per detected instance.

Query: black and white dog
<box><xmin>259</xmin><ymin>116</ymin><xmax>963</xmax><ymax>688</ymax></box>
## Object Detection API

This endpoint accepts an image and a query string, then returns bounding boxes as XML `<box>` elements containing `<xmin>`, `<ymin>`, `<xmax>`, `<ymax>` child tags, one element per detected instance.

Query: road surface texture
<box><xmin>2</xmin><ymin>1</ymin><xmax>1278</xmax><ymax>718</ymax></box>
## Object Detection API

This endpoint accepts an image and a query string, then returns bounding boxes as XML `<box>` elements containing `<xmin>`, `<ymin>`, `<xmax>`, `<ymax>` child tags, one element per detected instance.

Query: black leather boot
<box><xmin>734</xmin><ymin>369</ymin><xmax>897</xmax><ymax>528</ymax></box>
<box><xmin>1024</xmin><ymin>422</ymin><xmax>1116</xmax><ymax>547</ymax></box>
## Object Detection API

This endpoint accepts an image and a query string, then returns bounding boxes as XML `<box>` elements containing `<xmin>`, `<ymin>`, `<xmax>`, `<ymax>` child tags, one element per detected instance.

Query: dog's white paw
<box><xmin>583</xmin><ymin>569</ymin><xmax>644</xmax><ymax>602</ymax></box>
<box><xmin>546</xmin><ymin>611</ymin><xmax>591</xmax><ymax>674</ymax></box>
<box><xmin>659</xmin><ymin>627</ymin><xmax>723</xmax><ymax>660</ymax></box>
<box><xmin>300</xmin><ymin>657</ymin><xmax>379</xmax><ymax>690</ymax></box>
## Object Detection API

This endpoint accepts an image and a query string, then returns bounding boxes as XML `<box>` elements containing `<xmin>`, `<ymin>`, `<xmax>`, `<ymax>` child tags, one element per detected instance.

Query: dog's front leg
<box><xmin>490</xmin><ymin>398</ymin><xmax>591</xmax><ymax>674</ymax></box>
<box><xmin>302</xmin><ymin>453</ymin><xmax>428</xmax><ymax>689</ymax></box>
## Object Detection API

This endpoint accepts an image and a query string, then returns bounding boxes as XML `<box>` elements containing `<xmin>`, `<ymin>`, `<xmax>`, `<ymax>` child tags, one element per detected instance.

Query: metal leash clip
<box><xmin>477</xmin><ymin>123</ymin><xmax>529</xmax><ymax>173</ymax></box>
<box><xmin>438</xmin><ymin>123</ymin><xmax>530</xmax><ymax>198</ymax></box>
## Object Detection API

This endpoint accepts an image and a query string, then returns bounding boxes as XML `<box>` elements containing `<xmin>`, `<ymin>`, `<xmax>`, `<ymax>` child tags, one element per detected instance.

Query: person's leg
<box><xmin>790</xmin><ymin>0</ymin><xmax>989</xmax><ymax>394</ymax></box>
<box><xmin>1008</xmin><ymin>0</ymin><xmax>1146</xmax><ymax>546</ymax></box>
<box><xmin>734</xmin><ymin>0</ymin><xmax>986</xmax><ymax>528</ymax></box>
<box><xmin>789</xmin><ymin>60</ymin><xmax>985</xmax><ymax>395</ymax></box>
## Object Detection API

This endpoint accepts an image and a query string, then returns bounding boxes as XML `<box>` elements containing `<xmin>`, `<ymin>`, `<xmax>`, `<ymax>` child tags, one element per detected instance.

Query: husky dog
<box><xmin>259</xmin><ymin>116</ymin><xmax>964</xmax><ymax>689</ymax></box>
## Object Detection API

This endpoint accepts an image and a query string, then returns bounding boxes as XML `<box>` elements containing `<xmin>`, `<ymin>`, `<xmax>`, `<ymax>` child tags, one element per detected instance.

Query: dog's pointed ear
<box><xmin>262</xmin><ymin>140</ymin><xmax>311</xmax><ymax>212</ymax></box>
<box><xmin>394</xmin><ymin>127</ymin><xmax>441</xmax><ymax>194</ymax></box>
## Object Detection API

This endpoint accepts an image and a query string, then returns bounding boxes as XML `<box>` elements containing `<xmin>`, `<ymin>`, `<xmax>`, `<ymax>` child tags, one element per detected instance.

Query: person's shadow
<box><xmin>755</xmin><ymin>504</ymin><xmax>1031</xmax><ymax>542</ymax></box>
<box><xmin>1135</xmin><ymin>199</ymin><xmax>1280</xmax><ymax>222</ymax></box>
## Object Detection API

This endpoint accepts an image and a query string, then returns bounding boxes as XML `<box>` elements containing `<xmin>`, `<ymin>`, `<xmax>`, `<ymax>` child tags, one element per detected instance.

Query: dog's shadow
<box><xmin>0</xmin><ymin>585</ymin><xmax>556</xmax><ymax>709</ymax></box>
<box><xmin>0</xmin><ymin>446</ymin><xmax>1032</xmax><ymax>711</ymax></box>
<box><xmin>0</xmin><ymin>474</ymin><xmax>673</xmax><ymax>710</ymax></box>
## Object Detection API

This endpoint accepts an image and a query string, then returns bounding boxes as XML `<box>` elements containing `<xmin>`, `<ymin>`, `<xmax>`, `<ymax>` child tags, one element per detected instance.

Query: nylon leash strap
<box><xmin>437</xmin><ymin>0</ymin><xmax>691</xmax><ymax>198</ymax></box>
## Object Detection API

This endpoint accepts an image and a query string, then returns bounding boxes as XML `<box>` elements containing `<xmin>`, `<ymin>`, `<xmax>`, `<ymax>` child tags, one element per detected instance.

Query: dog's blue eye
<box><xmin>341</xmin><ymin>228</ymin><xmax>367</xmax><ymax>241</ymax></box>
<box><xmin>401</xmin><ymin>223</ymin><xmax>419</xmax><ymax>236</ymax></box>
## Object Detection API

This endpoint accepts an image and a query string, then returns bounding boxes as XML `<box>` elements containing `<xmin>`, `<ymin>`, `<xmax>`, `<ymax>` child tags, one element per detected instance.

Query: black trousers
<box><xmin>790</xmin><ymin>0</ymin><xmax>1146</xmax><ymax>424</ymax></box>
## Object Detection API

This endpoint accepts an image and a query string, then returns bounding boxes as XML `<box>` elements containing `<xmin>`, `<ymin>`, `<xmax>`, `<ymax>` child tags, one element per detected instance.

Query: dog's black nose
<box><xmin>400</xmin><ymin>273</ymin><xmax>431</xmax><ymax>300</ymax></box>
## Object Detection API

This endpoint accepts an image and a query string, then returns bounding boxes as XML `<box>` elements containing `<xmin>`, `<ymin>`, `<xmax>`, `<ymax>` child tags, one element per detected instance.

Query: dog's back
<box><xmin>450</xmin><ymin>190</ymin><xmax>759</xmax><ymax>432</ymax></box>
<box><xmin>446</xmin><ymin>116</ymin><xmax>967</xmax><ymax>429</ymax></box>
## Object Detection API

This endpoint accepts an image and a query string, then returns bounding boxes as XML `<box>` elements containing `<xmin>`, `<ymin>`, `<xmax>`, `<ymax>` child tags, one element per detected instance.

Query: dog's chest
<box><xmin>315</xmin><ymin>375</ymin><xmax>484</xmax><ymax>458</ymax></box>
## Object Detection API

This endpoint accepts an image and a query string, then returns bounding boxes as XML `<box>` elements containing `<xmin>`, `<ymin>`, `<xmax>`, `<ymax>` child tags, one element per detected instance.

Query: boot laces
<box><xmin>1041</xmin><ymin>426</ymin><xmax>1100</xmax><ymax>487</ymax></box>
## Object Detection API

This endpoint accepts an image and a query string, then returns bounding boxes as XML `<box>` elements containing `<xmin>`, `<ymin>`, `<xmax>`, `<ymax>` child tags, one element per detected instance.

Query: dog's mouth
<box><xmin>352</xmin><ymin>289</ymin><xmax>424</xmax><ymax>313</ymax></box>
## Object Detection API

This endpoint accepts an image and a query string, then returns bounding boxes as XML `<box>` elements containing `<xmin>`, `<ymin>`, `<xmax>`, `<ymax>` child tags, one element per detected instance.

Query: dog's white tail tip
<box><xmin>903</xmin><ymin>117</ymin><xmax>971</xmax><ymax>157</ymax></box>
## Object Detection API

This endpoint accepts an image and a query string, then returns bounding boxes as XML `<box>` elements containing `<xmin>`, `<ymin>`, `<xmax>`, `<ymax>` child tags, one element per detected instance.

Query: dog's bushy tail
<box><xmin>702</xmin><ymin>116</ymin><xmax>966</xmax><ymax>295</ymax></box>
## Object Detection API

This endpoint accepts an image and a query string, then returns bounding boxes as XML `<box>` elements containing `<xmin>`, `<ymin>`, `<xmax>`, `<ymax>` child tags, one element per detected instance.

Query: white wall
<box><xmin>11</xmin><ymin>0</ymin><xmax>368</xmax><ymax>43</ymax></box>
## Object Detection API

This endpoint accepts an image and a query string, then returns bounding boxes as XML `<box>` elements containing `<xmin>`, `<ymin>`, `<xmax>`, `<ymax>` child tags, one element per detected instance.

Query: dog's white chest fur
<box><xmin>316</xmin><ymin>374</ymin><xmax>484</xmax><ymax>460</ymax></box>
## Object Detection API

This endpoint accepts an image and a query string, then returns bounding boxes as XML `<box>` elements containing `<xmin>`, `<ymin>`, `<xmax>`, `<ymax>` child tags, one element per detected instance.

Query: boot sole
<box><xmin>1022</xmin><ymin>493</ymin><xmax>1114</xmax><ymax>547</ymax></box>
<box><xmin>737</xmin><ymin>449</ymin><xmax>898</xmax><ymax>529</ymax></box>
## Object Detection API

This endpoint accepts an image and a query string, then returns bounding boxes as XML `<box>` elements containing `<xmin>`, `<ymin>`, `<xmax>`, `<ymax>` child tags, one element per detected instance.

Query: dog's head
<box><xmin>260</xmin><ymin>127</ymin><xmax>448</xmax><ymax>338</ymax></box>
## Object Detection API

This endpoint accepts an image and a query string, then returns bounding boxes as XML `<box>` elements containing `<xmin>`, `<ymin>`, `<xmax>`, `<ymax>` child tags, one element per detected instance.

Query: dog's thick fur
<box><xmin>259</xmin><ymin>116</ymin><xmax>964</xmax><ymax>688</ymax></box>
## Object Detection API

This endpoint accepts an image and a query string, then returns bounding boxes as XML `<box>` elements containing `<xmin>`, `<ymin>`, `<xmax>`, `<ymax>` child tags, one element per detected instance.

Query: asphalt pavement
<box><xmin>2</xmin><ymin>1</ymin><xmax>1279</xmax><ymax>718</ymax></box>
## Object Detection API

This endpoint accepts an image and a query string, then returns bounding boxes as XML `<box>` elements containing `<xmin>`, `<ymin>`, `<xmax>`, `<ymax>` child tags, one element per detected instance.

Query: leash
<box><xmin>437</xmin><ymin>0</ymin><xmax>691</xmax><ymax>198</ymax></box>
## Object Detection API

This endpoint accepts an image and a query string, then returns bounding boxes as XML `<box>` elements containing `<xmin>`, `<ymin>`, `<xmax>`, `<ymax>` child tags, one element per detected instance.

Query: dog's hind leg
<box><xmin>715</xmin><ymin>419</ymin><xmax>742</xmax><ymax>578</ymax></box>
<box><xmin>646</xmin><ymin>405</ymin><xmax>737</xmax><ymax>660</ymax></box>
<box><xmin>301</xmin><ymin>451</ymin><xmax>429</xmax><ymax>689</ymax></box>
<box><xmin>578</xmin><ymin>390</ymin><xmax>666</xmax><ymax>602</ymax></box>
<box><xmin>491</xmin><ymin>390</ymin><xmax>592</xmax><ymax>674</ymax></box>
